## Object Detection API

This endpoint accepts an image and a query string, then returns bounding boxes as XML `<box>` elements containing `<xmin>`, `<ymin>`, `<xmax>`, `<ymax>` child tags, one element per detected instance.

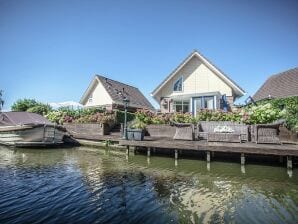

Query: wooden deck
<box><xmin>70</xmin><ymin>133</ymin><xmax>298</xmax><ymax>168</ymax></box>
<box><xmin>72</xmin><ymin>132</ymin><xmax>298</xmax><ymax>157</ymax></box>
<box><xmin>118</xmin><ymin>137</ymin><xmax>298</xmax><ymax>157</ymax></box>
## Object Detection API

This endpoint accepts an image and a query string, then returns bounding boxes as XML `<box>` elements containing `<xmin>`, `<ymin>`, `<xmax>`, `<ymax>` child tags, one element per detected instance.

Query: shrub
<box><xmin>243</xmin><ymin>103</ymin><xmax>281</xmax><ymax>124</ymax></box>
<box><xmin>27</xmin><ymin>104</ymin><xmax>52</xmax><ymax>115</ymax></box>
<box><xmin>11</xmin><ymin>99</ymin><xmax>39</xmax><ymax>112</ymax></box>
<box><xmin>172</xmin><ymin>112</ymin><xmax>196</xmax><ymax>124</ymax></box>
<box><xmin>115</xmin><ymin>110</ymin><xmax>136</xmax><ymax>123</ymax></box>
<box><xmin>11</xmin><ymin>98</ymin><xmax>52</xmax><ymax>115</ymax></box>
<box><xmin>135</xmin><ymin>109</ymin><xmax>154</xmax><ymax>124</ymax></box>
<box><xmin>45</xmin><ymin>110</ymin><xmax>65</xmax><ymax>124</ymax></box>
<box><xmin>246</xmin><ymin>96</ymin><xmax>298</xmax><ymax>131</ymax></box>
<box><xmin>196</xmin><ymin>109</ymin><xmax>242</xmax><ymax>123</ymax></box>
<box><xmin>129</xmin><ymin>120</ymin><xmax>147</xmax><ymax>129</ymax></box>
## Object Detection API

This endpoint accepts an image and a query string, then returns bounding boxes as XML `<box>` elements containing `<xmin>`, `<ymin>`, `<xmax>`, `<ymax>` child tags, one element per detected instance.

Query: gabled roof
<box><xmin>0</xmin><ymin>112</ymin><xmax>52</xmax><ymax>126</ymax></box>
<box><xmin>151</xmin><ymin>50</ymin><xmax>246</xmax><ymax>99</ymax></box>
<box><xmin>253</xmin><ymin>67</ymin><xmax>298</xmax><ymax>101</ymax></box>
<box><xmin>80</xmin><ymin>75</ymin><xmax>154</xmax><ymax>110</ymax></box>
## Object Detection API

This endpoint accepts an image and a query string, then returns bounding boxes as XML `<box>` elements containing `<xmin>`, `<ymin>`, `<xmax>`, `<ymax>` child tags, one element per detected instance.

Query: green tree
<box><xmin>11</xmin><ymin>99</ymin><xmax>38</xmax><ymax>111</ymax></box>
<box><xmin>27</xmin><ymin>104</ymin><xmax>52</xmax><ymax>115</ymax></box>
<box><xmin>11</xmin><ymin>98</ymin><xmax>52</xmax><ymax>115</ymax></box>
<box><xmin>0</xmin><ymin>90</ymin><xmax>4</xmax><ymax>112</ymax></box>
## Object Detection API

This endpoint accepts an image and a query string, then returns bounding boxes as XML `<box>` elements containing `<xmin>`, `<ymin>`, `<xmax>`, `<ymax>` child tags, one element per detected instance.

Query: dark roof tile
<box><xmin>96</xmin><ymin>75</ymin><xmax>154</xmax><ymax>110</ymax></box>
<box><xmin>253</xmin><ymin>67</ymin><xmax>298</xmax><ymax>101</ymax></box>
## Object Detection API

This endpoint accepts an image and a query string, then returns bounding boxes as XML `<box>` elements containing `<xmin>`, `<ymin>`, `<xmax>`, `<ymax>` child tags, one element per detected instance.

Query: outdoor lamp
<box><xmin>123</xmin><ymin>97</ymin><xmax>130</xmax><ymax>140</ymax></box>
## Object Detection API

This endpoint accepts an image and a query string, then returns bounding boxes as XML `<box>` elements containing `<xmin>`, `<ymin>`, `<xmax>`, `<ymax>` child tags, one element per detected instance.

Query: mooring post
<box><xmin>175</xmin><ymin>159</ymin><xmax>178</xmax><ymax>167</ymax></box>
<box><xmin>131</xmin><ymin>147</ymin><xmax>135</xmax><ymax>156</ymax></box>
<box><xmin>207</xmin><ymin>162</ymin><xmax>210</xmax><ymax>171</ymax></box>
<box><xmin>241</xmin><ymin>165</ymin><xmax>246</xmax><ymax>174</ymax></box>
<box><xmin>147</xmin><ymin>148</ymin><xmax>151</xmax><ymax>157</ymax></box>
<box><xmin>175</xmin><ymin>149</ymin><xmax>178</xmax><ymax>160</ymax></box>
<box><xmin>287</xmin><ymin>169</ymin><xmax>293</xmax><ymax>178</ymax></box>
<box><xmin>126</xmin><ymin>146</ymin><xmax>130</xmax><ymax>155</ymax></box>
<box><xmin>206</xmin><ymin>151</ymin><xmax>211</xmax><ymax>162</ymax></box>
<box><xmin>287</xmin><ymin>156</ymin><xmax>292</xmax><ymax>169</ymax></box>
<box><xmin>241</xmin><ymin>153</ymin><xmax>245</xmax><ymax>165</ymax></box>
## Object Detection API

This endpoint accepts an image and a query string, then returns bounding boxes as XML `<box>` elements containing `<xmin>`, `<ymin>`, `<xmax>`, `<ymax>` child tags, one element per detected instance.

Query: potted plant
<box><xmin>127</xmin><ymin>119</ymin><xmax>146</xmax><ymax>141</ymax></box>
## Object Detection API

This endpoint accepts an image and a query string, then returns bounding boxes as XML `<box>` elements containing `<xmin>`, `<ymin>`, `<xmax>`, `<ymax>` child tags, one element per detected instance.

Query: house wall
<box><xmin>155</xmin><ymin>56</ymin><xmax>233</xmax><ymax>101</ymax></box>
<box><xmin>84</xmin><ymin>80</ymin><xmax>113</xmax><ymax>107</ymax></box>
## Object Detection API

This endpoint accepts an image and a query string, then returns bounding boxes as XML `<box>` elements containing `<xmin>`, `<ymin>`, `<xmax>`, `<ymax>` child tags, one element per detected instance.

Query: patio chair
<box><xmin>251</xmin><ymin>120</ymin><xmax>284</xmax><ymax>144</ymax></box>
<box><xmin>172</xmin><ymin>122</ymin><xmax>195</xmax><ymax>141</ymax></box>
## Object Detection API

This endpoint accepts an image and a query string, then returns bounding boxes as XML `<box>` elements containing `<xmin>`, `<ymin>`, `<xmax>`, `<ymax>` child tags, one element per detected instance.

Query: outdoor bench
<box><xmin>197</xmin><ymin>121</ymin><xmax>249</xmax><ymax>143</ymax></box>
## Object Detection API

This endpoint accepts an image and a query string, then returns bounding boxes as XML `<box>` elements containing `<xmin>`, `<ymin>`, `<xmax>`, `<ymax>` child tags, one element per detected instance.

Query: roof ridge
<box><xmin>270</xmin><ymin>67</ymin><xmax>298</xmax><ymax>78</ymax></box>
<box><xmin>96</xmin><ymin>74</ymin><xmax>138</xmax><ymax>89</ymax></box>
<box><xmin>151</xmin><ymin>50</ymin><xmax>245</xmax><ymax>97</ymax></box>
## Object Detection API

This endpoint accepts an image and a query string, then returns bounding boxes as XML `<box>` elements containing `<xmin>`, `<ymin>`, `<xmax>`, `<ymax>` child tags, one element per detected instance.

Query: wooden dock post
<box><xmin>206</xmin><ymin>151</ymin><xmax>211</xmax><ymax>162</ymax></box>
<box><xmin>131</xmin><ymin>147</ymin><xmax>135</xmax><ymax>156</ymax></box>
<box><xmin>175</xmin><ymin>149</ymin><xmax>178</xmax><ymax>160</ymax></box>
<box><xmin>241</xmin><ymin>153</ymin><xmax>245</xmax><ymax>165</ymax></box>
<box><xmin>287</xmin><ymin>169</ymin><xmax>293</xmax><ymax>178</ymax></box>
<box><xmin>147</xmin><ymin>148</ymin><xmax>151</xmax><ymax>157</ymax></box>
<box><xmin>126</xmin><ymin>146</ymin><xmax>130</xmax><ymax>155</ymax></box>
<box><xmin>287</xmin><ymin>156</ymin><xmax>292</xmax><ymax>169</ymax></box>
<box><xmin>241</xmin><ymin>165</ymin><xmax>246</xmax><ymax>174</ymax></box>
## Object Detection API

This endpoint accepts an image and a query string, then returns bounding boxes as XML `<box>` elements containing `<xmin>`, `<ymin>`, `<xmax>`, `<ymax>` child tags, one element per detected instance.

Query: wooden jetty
<box><xmin>73</xmin><ymin>133</ymin><xmax>298</xmax><ymax>169</ymax></box>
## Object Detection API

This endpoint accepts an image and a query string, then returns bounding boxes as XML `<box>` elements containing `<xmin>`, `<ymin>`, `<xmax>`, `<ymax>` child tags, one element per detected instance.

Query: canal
<box><xmin>0</xmin><ymin>146</ymin><xmax>297</xmax><ymax>223</ymax></box>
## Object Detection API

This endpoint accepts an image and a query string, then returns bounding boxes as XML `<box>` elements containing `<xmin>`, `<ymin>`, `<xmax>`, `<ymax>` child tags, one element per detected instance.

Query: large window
<box><xmin>173</xmin><ymin>100</ymin><xmax>189</xmax><ymax>113</ymax></box>
<box><xmin>193</xmin><ymin>96</ymin><xmax>215</xmax><ymax>115</ymax></box>
<box><xmin>203</xmin><ymin>96</ymin><xmax>214</xmax><ymax>109</ymax></box>
<box><xmin>173</xmin><ymin>76</ymin><xmax>183</xmax><ymax>92</ymax></box>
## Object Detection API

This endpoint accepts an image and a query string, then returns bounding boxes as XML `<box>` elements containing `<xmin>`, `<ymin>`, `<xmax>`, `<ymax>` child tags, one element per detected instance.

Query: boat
<box><xmin>0</xmin><ymin>112</ymin><xmax>68</xmax><ymax>147</ymax></box>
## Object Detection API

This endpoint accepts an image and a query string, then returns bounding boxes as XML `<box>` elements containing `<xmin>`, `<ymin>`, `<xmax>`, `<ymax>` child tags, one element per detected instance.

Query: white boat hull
<box><xmin>0</xmin><ymin>125</ymin><xmax>66</xmax><ymax>147</ymax></box>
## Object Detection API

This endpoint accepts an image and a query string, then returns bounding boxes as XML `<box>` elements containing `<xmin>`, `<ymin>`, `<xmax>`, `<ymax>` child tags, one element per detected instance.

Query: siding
<box><xmin>84</xmin><ymin>80</ymin><xmax>113</xmax><ymax>107</ymax></box>
<box><xmin>155</xmin><ymin>56</ymin><xmax>233</xmax><ymax>100</ymax></box>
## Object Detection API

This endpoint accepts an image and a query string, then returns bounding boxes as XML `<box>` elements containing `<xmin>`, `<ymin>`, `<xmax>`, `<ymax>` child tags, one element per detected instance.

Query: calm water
<box><xmin>0</xmin><ymin>146</ymin><xmax>297</xmax><ymax>224</ymax></box>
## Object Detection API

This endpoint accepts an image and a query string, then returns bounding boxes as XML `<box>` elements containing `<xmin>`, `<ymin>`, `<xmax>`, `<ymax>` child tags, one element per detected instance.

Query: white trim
<box><xmin>79</xmin><ymin>76</ymin><xmax>100</xmax><ymax>104</ymax></box>
<box><xmin>151</xmin><ymin>51</ymin><xmax>246</xmax><ymax>98</ymax></box>
<box><xmin>214</xmin><ymin>95</ymin><xmax>217</xmax><ymax>109</ymax></box>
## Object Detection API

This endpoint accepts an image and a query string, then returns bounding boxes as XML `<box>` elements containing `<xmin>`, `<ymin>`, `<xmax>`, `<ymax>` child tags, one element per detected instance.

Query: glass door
<box><xmin>193</xmin><ymin>97</ymin><xmax>202</xmax><ymax>116</ymax></box>
<box><xmin>193</xmin><ymin>96</ymin><xmax>215</xmax><ymax>116</ymax></box>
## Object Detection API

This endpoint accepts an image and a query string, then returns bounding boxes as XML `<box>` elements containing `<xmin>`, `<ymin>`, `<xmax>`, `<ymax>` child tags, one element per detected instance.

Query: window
<box><xmin>193</xmin><ymin>96</ymin><xmax>215</xmax><ymax>115</ymax></box>
<box><xmin>173</xmin><ymin>76</ymin><xmax>183</xmax><ymax>92</ymax></box>
<box><xmin>203</xmin><ymin>96</ymin><xmax>214</xmax><ymax>109</ymax></box>
<box><xmin>173</xmin><ymin>100</ymin><xmax>189</xmax><ymax>113</ymax></box>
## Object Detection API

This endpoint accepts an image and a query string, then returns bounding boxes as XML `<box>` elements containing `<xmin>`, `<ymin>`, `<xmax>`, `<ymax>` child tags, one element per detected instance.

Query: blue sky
<box><xmin>1</xmin><ymin>0</ymin><xmax>297</xmax><ymax>110</ymax></box>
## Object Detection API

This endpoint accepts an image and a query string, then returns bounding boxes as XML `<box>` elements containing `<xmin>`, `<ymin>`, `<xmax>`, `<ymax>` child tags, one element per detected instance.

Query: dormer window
<box><xmin>173</xmin><ymin>76</ymin><xmax>183</xmax><ymax>92</ymax></box>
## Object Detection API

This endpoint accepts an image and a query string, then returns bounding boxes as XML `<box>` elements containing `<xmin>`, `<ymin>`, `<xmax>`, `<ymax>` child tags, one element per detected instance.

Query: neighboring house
<box><xmin>253</xmin><ymin>67</ymin><xmax>298</xmax><ymax>102</ymax></box>
<box><xmin>80</xmin><ymin>75</ymin><xmax>154</xmax><ymax>112</ymax></box>
<box><xmin>151</xmin><ymin>50</ymin><xmax>245</xmax><ymax>115</ymax></box>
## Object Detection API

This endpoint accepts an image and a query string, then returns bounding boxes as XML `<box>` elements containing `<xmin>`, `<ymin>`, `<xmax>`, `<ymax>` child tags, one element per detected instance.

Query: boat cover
<box><xmin>0</xmin><ymin>112</ymin><xmax>53</xmax><ymax>126</ymax></box>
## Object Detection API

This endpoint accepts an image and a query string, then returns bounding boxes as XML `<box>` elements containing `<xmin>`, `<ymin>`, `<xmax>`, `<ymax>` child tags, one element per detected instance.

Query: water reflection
<box><xmin>0</xmin><ymin>146</ymin><xmax>297</xmax><ymax>224</ymax></box>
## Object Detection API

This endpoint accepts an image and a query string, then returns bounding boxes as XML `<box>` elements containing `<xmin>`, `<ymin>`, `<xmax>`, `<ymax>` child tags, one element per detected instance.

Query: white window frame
<box><xmin>173</xmin><ymin>76</ymin><xmax>183</xmax><ymax>92</ymax></box>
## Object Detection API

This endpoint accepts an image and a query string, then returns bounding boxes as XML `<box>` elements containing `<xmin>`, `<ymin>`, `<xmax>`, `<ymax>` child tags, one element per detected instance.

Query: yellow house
<box><xmin>151</xmin><ymin>50</ymin><xmax>245</xmax><ymax>115</ymax></box>
<box><xmin>80</xmin><ymin>75</ymin><xmax>154</xmax><ymax>112</ymax></box>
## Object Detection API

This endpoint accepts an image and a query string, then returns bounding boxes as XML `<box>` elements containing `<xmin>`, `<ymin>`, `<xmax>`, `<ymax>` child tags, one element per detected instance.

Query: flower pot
<box><xmin>127</xmin><ymin>128</ymin><xmax>144</xmax><ymax>141</ymax></box>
